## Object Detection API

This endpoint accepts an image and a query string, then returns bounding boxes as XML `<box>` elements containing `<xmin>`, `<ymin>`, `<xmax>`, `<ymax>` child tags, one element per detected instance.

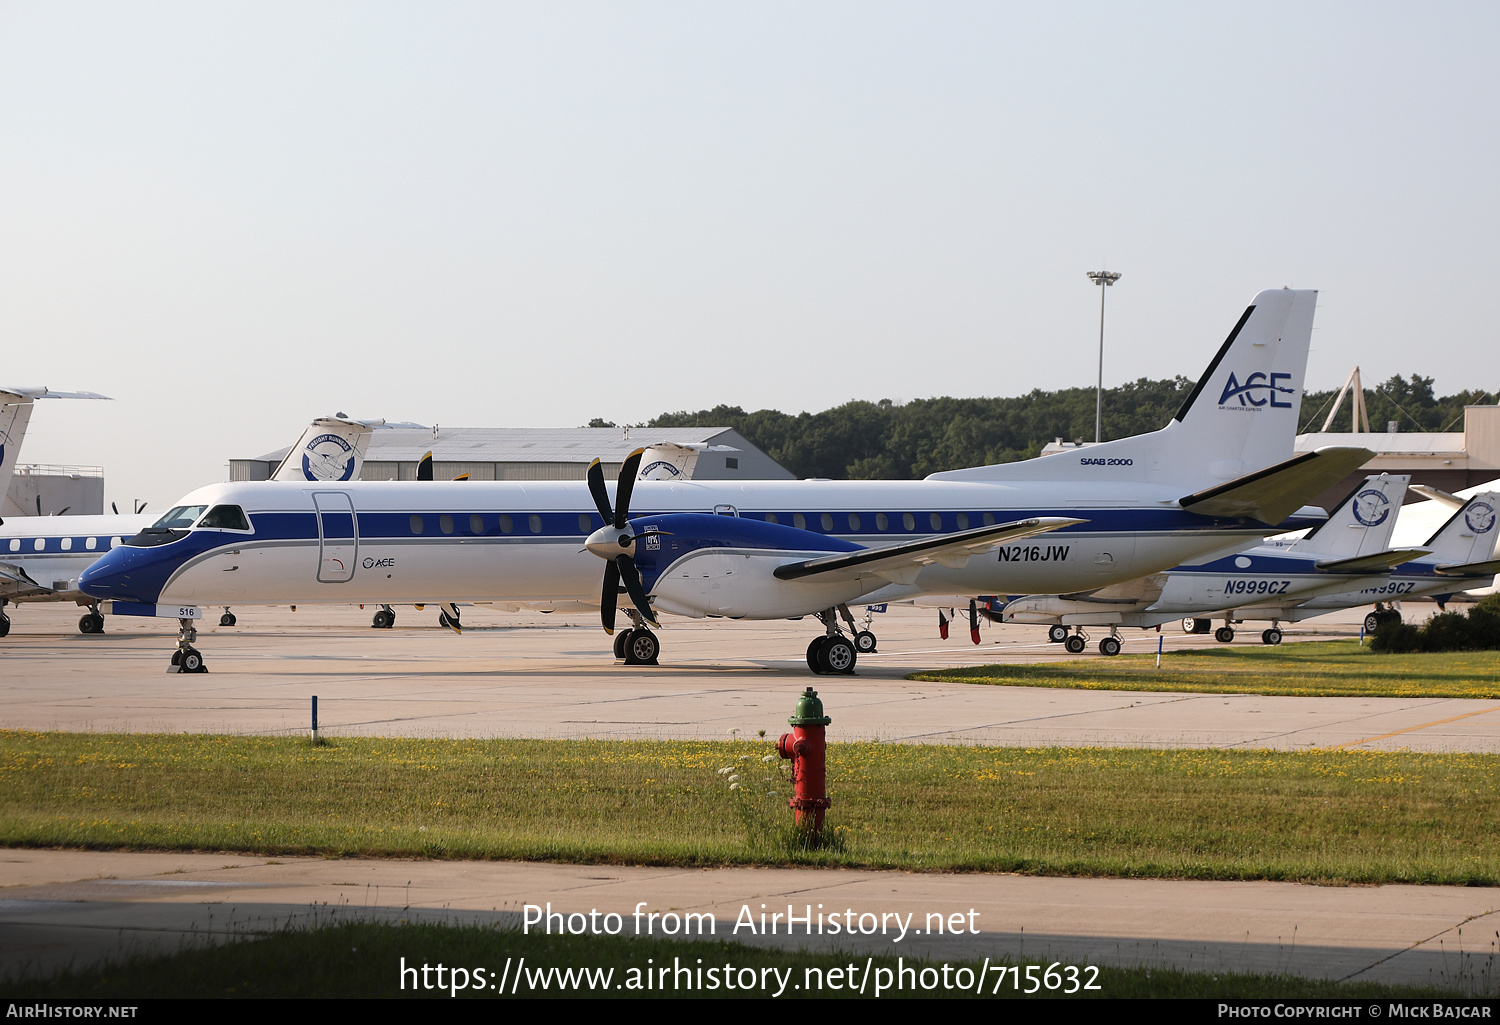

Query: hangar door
<box><xmin>313</xmin><ymin>491</ymin><xmax>359</xmax><ymax>583</ymax></box>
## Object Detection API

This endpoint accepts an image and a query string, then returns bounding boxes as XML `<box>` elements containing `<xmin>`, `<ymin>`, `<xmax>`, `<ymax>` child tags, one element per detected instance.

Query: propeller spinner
<box><xmin>584</xmin><ymin>449</ymin><xmax>659</xmax><ymax>634</ymax></box>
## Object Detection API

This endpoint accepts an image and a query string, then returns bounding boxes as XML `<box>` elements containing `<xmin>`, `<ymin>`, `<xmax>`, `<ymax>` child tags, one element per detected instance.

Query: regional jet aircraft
<box><xmin>80</xmin><ymin>288</ymin><xmax>1372</xmax><ymax>674</ymax></box>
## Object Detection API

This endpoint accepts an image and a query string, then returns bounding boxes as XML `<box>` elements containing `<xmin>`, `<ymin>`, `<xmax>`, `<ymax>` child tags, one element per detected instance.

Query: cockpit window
<box><xmin>198</xmin><ymin>505</ymin><xmax>251</xmax><ymax>531</ymax></box>
<box><xmin>152</xmin><ymin>505</ymin><xmax>207</xmax><ymax>529</ymax></box>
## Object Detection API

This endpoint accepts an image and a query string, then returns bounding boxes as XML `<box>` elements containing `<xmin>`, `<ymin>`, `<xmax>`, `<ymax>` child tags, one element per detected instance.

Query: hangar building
<box><xmin>229</xmin><ymin>426</ymin><xmax>793</xmax><ymax>483</ymax></box>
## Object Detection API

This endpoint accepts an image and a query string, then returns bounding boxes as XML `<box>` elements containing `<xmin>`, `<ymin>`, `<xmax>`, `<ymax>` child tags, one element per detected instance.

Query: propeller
<box><xmin>969</xmin><ymin>598</ymin><xmax>981</xmax><ymax>645</ymax></box>
<box><xmin>417</xmin><ymin>451</ymin><xmax>433</xmax><ymax>481</ymax></box>
<box><xmin>583</xmin><ymin>448</ymin><xmax>660</xmax><ymax>634</ymax></box>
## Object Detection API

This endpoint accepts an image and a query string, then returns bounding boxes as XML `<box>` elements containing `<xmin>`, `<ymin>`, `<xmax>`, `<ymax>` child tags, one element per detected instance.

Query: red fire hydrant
<box><xmin>776</xmin><ymin>687</ymin><xmax>832</xmax><ymax>832</ymax></box>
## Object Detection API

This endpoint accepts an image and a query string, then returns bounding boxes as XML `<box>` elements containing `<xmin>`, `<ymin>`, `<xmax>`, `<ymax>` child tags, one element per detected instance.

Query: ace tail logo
<box><xmin>1218</xmin><ymin>372</ymin><xmax>1295</xmax><ymax>409</ymax></box>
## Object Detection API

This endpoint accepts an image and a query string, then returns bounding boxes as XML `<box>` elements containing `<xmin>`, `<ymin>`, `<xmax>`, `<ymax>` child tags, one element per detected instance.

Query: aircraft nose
<box><xmin>78</xmin><ymin>549</ymin><xmax>127</xmax><ymax>599</ymax></box>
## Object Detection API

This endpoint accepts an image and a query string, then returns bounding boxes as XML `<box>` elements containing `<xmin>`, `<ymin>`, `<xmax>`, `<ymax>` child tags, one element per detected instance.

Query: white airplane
<box><xmin>1214</xmin><ymin>491</ymin><xmax>1500</xmax><ymax>634</ymax></box>
<box><xmin>0</xmin><ymin>415</ymin><xmax>388</xmax><ymax>637</ymax></box>
<box><xmin>79</xmin><ymin>287</ymin><xmax>1372</xmax><ymax>675</ymax></box>
<box><xmin>1000</xmin><ymin>472</ymin><xmax>1426</xmax><ymax>652</ymax></box>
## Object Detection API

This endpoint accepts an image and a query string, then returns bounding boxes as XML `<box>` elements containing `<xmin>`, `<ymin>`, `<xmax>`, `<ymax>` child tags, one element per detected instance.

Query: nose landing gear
<box><xmin>169</xmin><ymin>617</ymin><xmax>207</xmax><ymax>673</ymax></box>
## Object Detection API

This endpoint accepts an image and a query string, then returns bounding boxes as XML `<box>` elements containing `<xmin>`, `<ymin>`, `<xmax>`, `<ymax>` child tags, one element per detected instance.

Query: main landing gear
<box><xmin>219</xmin><ymin>608</ymin><xmax>237</xmax><ymax>627</ymax></box>
<box><xmin>0</xmin><ymin>599</ymin><xmax>10</xmax><ymax>638</ymax></box>
<box><xmin>168</xmin><ymin>617</ymin><xmax>207</xmax><ymax>674</ymax></box>
<box><xmin>1048</xmin><ymin>625</ymin><xmax>1069</xmax><ymax>644</ymax></box>
<box><xmin>1057</xmin><ymin>626</ymin><xmax>1123</xmax><ymax>656</ymax></box>
<box><xmin>1181</xmin><ymin>617</ymin><xmax>1212</xmax><ymax>635</ymax></box>
<box><xmin>372</xmin><ymin>605</ymin><xmax>396</xmax><ymax>629</ymax></box>
<box><xmin>613</xmin><ymin>609</ymin><xmax>660</xmax><ymax>666</ymax></box>
<box><xmin>1364</xmin><ymin>605</ymin><xmax>1401</xmax><ymax>632</ymax></box>
<box><xmin>77</xmin><ymin>604</ymin><xmax>105</xmax><ymax>634</ymax></box>
<box><xmin>807</xmin><ymin>605</ymin><xmax>864</xmax><ymax>675</ymax></box>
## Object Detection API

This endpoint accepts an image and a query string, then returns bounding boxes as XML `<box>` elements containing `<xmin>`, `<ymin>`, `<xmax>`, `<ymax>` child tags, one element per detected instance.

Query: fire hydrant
<box><xmin>776</xmin><ymin>686</ymin><xmax>832</xmax><ymax>832</ymax></box>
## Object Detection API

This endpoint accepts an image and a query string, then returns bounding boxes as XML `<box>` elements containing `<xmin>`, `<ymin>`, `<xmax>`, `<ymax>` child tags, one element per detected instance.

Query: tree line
<box><xmin>586</xmin><ymin>373</ymin><xmax>1493</xmax><ymax>480</ymax></box>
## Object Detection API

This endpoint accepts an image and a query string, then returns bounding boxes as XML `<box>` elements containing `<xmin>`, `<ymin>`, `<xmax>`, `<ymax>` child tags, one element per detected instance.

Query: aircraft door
<box><xmin>313</xmin><ymin>491</ymin><xmax>358</xmax><ymax>583</ymax></box>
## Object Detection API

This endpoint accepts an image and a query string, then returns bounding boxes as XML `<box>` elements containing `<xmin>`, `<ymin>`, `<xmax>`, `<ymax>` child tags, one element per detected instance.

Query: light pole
<box><xmin>1087</xmin><ymin>269</ymin><xmax>1121</xmax><ymax>443</ymax></box>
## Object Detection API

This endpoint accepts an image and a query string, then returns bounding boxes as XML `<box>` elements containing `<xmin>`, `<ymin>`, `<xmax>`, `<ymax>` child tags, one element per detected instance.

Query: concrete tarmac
<box><xmin>3</xmin><ymin>600</ymin><xmax>1498</xmax><ymax>992</ymax></box>
<box><xmin>2</xmin><ymin>601</ymin><xmax>1496</xmax><ymax>752</ymax></box>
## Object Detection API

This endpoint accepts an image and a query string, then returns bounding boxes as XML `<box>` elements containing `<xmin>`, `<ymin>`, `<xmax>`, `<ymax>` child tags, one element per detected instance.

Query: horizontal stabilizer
<box><xmin>1409</xmin><ymin>484</ymin><xmax>1464</xmax><ymax>510</ymax></box>
<box><xmin>1179</xmin><ymin>447</ymin><xmax>1373</xmax><ymax>525</ymax></box>
<box><xmin>773</xmin><ymin>517</ymin><xmax>1083</xmax><ymax>584</ymax></box>
<box><xmin>0</xmin><ymin>561</ymin><xmax>50</xmax><ymax>599</ymax></box>
<box><xmin>1435</xmin><ymin>558</ymin><xmax>1500</xmax><ymax>577</ymax></box>
<box><xmin>1314</xmin><ymin>549</ymin><xmax>1430</xmax><ymax>573</ymax></box>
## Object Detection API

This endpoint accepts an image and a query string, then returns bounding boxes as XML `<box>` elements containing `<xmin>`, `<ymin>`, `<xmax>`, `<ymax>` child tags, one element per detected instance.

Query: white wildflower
<box><xmin>717</xmin><ymin>767</ymin><xmax>733</xmax><ymax>775</ymax></box>
<box><xmin>729</xmin><ymin>782</ymin><xmax>742</xmax><ymax>791</ymax></box>
<box><xmin>761</xmin><ymin>754</ymin><xmax>775</xmax><ymax>762</ymax></box>
<box><xmin>728</xmin><ymin>774</ymin><xmax>741</xmax><ymax>783</ymax></box>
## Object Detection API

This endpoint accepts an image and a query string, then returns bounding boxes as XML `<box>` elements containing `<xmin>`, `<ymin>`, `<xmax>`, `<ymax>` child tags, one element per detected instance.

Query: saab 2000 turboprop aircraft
<box><xmin>0</xmin><ymin>415</ymin><xmax>395</xmax><ymax>638</ymax></box>
<box><xmin>1000</xmin><ymin>472</ymin><xmax>1427</xmax><ymax>652</ymax></box>
<box><xmin>80</xmin><ymin>287</ymin><xmax>1372</xmax><ymax>675</ymax></box>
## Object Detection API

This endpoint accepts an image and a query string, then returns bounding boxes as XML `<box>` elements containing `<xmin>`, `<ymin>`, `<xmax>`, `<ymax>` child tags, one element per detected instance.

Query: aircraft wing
<box><xmin>773</xmin><ymin>517</ymin><xmax>1084</xmax><ymax>585</ymax></box>
<box><xmin>1314</xmin><ymin>549</ymin><xmax>1431</xmax><ymax>573</ymax></box>
<box><xmin>1409</xmin><ymin>484</ymin><xmax>1465</xmax><ymax>510</ymax></box>
<box><xmin>1435</xmin><ymin>558</ymin><xmax>1500</xmax><ymax>577</ymax></box>
<box><xmin>1060</xmin><ymin>573</ymin><xmax>1170</xmax><ymax>604</ymax></box>
<box><xmin>0</xmin><ymin>561</ymin><xmax>51</xmax><ymax>599</ymax></box>
<box><xmin>1178</xmin><ymin>447</ymin><xmax>1374</xmax><ymax>525</ymax></box>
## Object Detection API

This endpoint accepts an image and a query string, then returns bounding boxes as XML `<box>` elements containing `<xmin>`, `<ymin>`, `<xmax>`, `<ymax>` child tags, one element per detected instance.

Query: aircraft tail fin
<box><xmin>928</xmin><ymin>288</ymin><xmax>1317</xmax><ymax>489</ymax></box>
<box><xmin>0</xmin><ymin>387</ymin><xmax>112</xmax><ymax>504</ymax></box>
<box><xmin>270</xmin><ymin>416</ymin><xmax>378</xmax><ymax>482</ymax></box>
<box><xmin>1422</xmin><ymin>493</ymin><xmax>1500</xmax><ymax>566</ymax></box>
<box><xmin>1291</xmin><ymin>473</ymin><xmax>1410</xmax><ymax>559</ymax></box>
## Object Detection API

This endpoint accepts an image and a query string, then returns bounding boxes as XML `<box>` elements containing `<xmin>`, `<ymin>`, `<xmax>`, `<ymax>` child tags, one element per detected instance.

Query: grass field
<box><xmin>3</xmin><ymin>921</ymin><xmax>1476</xmax><ymax>999</ymax></box>
<box><xmin>909</xmin><ymin>641</ymin><xmax>1500</xmax><ymax>698</ymax></box>
<box><xmin>4</xmin><ymin>730</ymin><xmax>1499</xmax><ymax>884</ymax></box>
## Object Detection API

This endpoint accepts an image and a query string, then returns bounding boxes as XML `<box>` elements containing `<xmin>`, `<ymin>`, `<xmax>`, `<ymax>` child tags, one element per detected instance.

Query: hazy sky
<box><xmin>3</xmin><ymin>2</ymin><xmax>1496</xmax><ymax>508</ymax></box>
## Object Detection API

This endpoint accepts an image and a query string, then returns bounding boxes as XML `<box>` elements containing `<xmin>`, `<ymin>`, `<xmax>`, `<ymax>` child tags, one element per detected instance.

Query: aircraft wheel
<box><xmin>1262</xmin><ymin>628</ymin><xmax>1282</xmax><ymax>645</ymax></box>
<box><xmin>1048</xmin><ymin>625</ymin><xmax>1069</xmax><ymax>643</ymax></box>
<box><xmin>807</xmin><ymin>636</ymin><xmax>829</xmax><ymax>674</ymax></box>
<box><xmin>1363</xmin><ymin>612</ymin><xmax>1381</xmax><ymax>632</ymax></box>
<box><xmin>854</xmin><ymin>630</ymin><xmax>877</xmax><ymax>654</ymax></box>
<box><xmin>1181</xmin><ymin>618</ymin><xmax>1197</xmax><ymax>634</ymax></box>
<box><xmin>0</xmin><ymin>613</ymin><xmax>9</xmax><ymax>638</ymax></box>
<box><xmin>438</xmin><ymin>611</ymin><xmax>452</xmax><ymax>629</ymax></box>
<box><xmin>1380</xmin><ymin>611</ymin><xmax>1402</xmax><ymax>627</ymax></box>
<box><xmin>624</xmin><ymin>630</ymin><xmax>660</xmax><ymax>666</ymax></box>
<box><xmin>819</xmin><ymin>636</ymin><xmax>857</xmax><ymax>675</ymax></box>
<box><xmin>372</xmin><ymin>609</ymin><xmax>395</xmax><ymax>629</ymax></box>
<box><xmin>1215</xmin><ymin>627</ymin><xmax>1235</xmax><ymax>643</ymax></box>
<box><xmin>614</xmin><ymin>629</ymin><xmax>634</xmax><ymax>660</ymax></box>
<box><xmin>78</xmin><ymin>613</ymin><xmax>104</xmax><ymax>634</ymax></box>
<box><xmin>180</xmin><ymin>648</ymin><xmax>206</xmax><ymax>673</ymax></box>
<box><xmin>219</xmin><ymin>612</ymin><xmax>236</xmax><ymax>627</ymax></box>
<box><xmin>1099</xmin><ymin>636</ymin><xmax>1122</xmax><ymax>657</ymax></box>
<box><xmin>1064</xmin><ymin>635</ymin><xmax>1086</xmax><ymax>654</ymax></box>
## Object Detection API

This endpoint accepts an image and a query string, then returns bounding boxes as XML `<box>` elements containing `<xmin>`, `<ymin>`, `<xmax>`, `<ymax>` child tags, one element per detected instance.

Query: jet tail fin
<box><xmin>271</xmin><ymin>417</ymin><xmax>379</xmax><ymax>482</ymax></box>
<box><xmin>0</xmin><ymin>387</ymin><xmax>112</xmax><ymax>502</ymax></box>
<box><xmin>1422</xmin><ymin>494</ymin><xmax>1500</xmax><ymax>565</ymax></box>
<box><xmin>1291</xmin><ymin>473</ymin><xmax>1410</xmax><ymax>559</ymax></box>
<box><xmin>928</xmin><ymin>288</ymin><xmax>1319</xmax><ymax>490</ymax></box>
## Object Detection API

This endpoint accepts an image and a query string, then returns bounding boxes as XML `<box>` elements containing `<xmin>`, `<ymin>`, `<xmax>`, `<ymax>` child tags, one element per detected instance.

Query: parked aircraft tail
<box><xmin>929</xmin><ymin>288</ymin><xmax>1320</xmax><ymax>491</ymax></box>
<box><xmin>1424</xmin><ymin>493</ymin><xmax>1500</xmax><ymax>567</ymax></box>
<box><xmin>1290</xmin><ymin>473</ymin><xmax>1410</xmax><ymax>559</ymax></box>
<box><xmin>0</xmin><ymin>387</ymin><xmax>111</xmax><ymax>502</ymax></box>
<box><xmin>270</xmin><ymin>416</ymin><xmax>382</xmax><ymax>482</ymax></box>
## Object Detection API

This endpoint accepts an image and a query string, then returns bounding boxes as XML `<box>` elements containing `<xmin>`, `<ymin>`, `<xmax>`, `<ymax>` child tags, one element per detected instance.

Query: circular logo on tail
<box><xmin>1352</xmin><ymin>489</ymin><xmax>1391</xmax><ymax>527</ymax></box>
<box><xmin>301</xmin><ymin>433</ymin><xmax>356</xmax><ymax>482</ymax></box>
<box><xmin>1466</xmin><ymin>501</ymin><xmax>1496</xmax><ymax>534</ymax></box>
<box><xmin>639</xmin><ymin>460</ymin><xmax>682</xmax><ymax>480</ymax></box>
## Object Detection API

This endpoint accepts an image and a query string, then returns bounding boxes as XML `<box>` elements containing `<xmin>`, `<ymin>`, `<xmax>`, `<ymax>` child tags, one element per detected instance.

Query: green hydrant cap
<box><xmin>788</xmin><ymin>686</ymin><xmax>832</xmax><ymax>726</ymax></box>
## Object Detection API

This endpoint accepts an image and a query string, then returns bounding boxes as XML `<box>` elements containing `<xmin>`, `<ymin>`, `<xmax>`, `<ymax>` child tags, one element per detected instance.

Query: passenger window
<box><xmin>439</xmin><ymin>514</ymin><xmax>454</xmax><ymax>535</ymax></box>
<box><xmin>848</xmin><ymin>513</ymin><xmax>861</xmax><ymax>531</ymax></box>
<box><xmin>578</xmin><ymin>514</ymin><xmax>592</xmax><ymax>533</ymax></box>
<box><xmin>793</xmin><ymin>513</ymin><xmax>806</xmax><ymax>530</ymax></box>
<box><xmin>86</xmin><ymin>537</ymin><xmax>98</xmax><ymax>550</ymax></box>
<box><xmin>765</xmin><ymin>512</ymin><xmax>778</xmax><ymax>524</ymax></box>
<box><xmin>34</xmin><ymin>538</ymin><xmax>44</xmax><ymax>551</ymax></box>
<box><xmin>903</xmin><ymin>513</ymin><xmax>916</xmax><ymax>531</ymax></box>
<box><xmin>820</xmin><ymin>513</ymin><xmax>834</xmax><ymax>532</ymax></box>
<box><xmin>956</xmin><ymin>512</ymin><xmax>969</xmax><ymax>530</ymax></box>
<box><xmin>470</xmin><ymin>514</ymin><xmax>485</xmax><ymax>534</ymax></box>
<box><xmin>929</xmin><ymin>512</ymin><xmax>942</xmax><ymax>531</ymax></box>
<box><xmin>498</xmin><ymin>514</ymin><xmax>513</xmax><ymax>534</ymax></box>
<box><xmin>7</xmin><ymin>539</ymin><xmax>16</xmax><ymax>552</ymax></box>
<box><xmin>61</xmin><ymin>537</ymin><xmax>72</xmax><ymax>551</ymax></box>
<box><xmin>983</xmin><ymin>512</ymin><xmax>995</xmax><ymax>526</ymax></box>
<box><xmin>410</xmin><ymin>515</ymin><xmax>424</xmax><ymax>535</ymax></box>
<box><xmin>199</xmin><ymin>505</ymin><xmax>251</xmax><ymax>531</ymax></box>
<box><xmin>110</xmin><ymin>537</ymin><xmax>121</xmax><ymax>548</ymax></box>
<box><xmin>528</xmin><ymin>514</ymin><xmax>542</xmax><ymax>534</ymax></box>
<box><xmin>876</xmin><ymin>513</ymin><xmax>889</xmax><ymax>531</ymax></box>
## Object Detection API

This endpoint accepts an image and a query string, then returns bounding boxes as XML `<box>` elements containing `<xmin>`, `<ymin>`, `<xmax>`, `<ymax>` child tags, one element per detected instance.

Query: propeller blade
<box><xmin>938</xmin><ymin>608</ymin><xmax>950</xmax><ymax>640</ymax></box>
<box><xmin>111</xmin><ymin>502</ymin><xmax>119</xmax><ymax>515</ymax></box>
<box><xmin>613</xmin><ymin>448</ymin><xmax>645</xmax><ymax>528</ymax></box>
<box><xmin>616</xmin><ymin>554</ymin><xmax>658</xmax><ymax>627</ymax></box>
<box><xmin>601</xmin><ymin>558</ymin><xmax>620</xmax><ymax>635</ymax></box>
<box><xmin>452</xmin><ymin>473</ymin><xmax>470</xmax><ymax>481</ymax></box>
<box><xmin>586</xmin><ymin>459</ymin><xmax>614</xmax><ymax>524</ymax></box>
<box><xmin>417</xmin><ymin>452</ymin><xmax>433</xmax><ymax>481</ymax></box>
<box><xmin>969</xmin><ymin>598</ymin><xmax>981</xmax><ymax>645</ymax></box>
<box><xmin>35</xmin><ymin>496</ymin><xmax>41</xmax><ymax>515</ymax></box>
